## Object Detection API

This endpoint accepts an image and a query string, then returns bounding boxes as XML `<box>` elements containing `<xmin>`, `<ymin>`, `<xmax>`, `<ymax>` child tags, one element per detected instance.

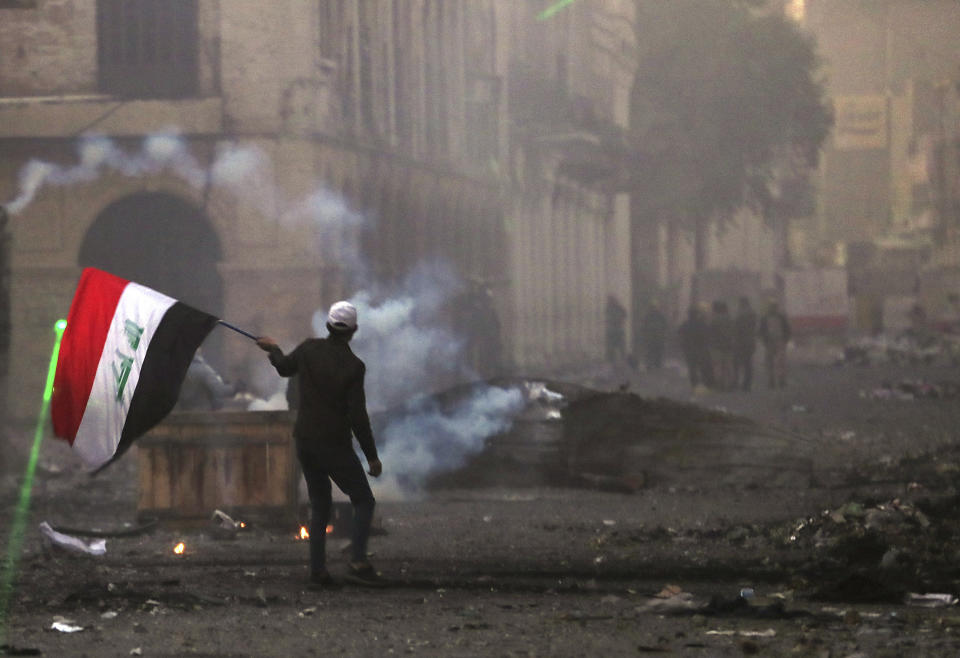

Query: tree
<box><xmin>625</xmin><ymin>0</ymin><xmax>833</xmax><ymax>272</ymax></box>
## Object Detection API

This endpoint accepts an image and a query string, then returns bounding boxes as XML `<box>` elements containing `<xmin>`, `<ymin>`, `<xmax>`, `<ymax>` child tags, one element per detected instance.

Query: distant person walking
<box><xmin>641</xmin><ymin>301</ymin><xmax>668</xmax><ymax>370</ymax></box>
<box><xmin>733</xmin><ymin>297</ymin><xmax>757</xmax><ymax>391</ymax></box>
<box><xmin>606</xmin><ymin>295</ymin><xmax>628</xmax><ymax>367</ymax></box>
<box><xmin>709</xmin><ymin>300</ymin><xmax>735</xmax><ymax>390</ymax></box>
<box><xmin>758</xmin><ymin>300</ymin><xmax>791</xmax><ymax>389</ymax></box>
<box><xmin>256</xmin><ymin>301</ymin><xmax>384</xmax><ymax>588</ymax></box>
<box><xmin>679</xmin><ymin>304</ymin><xmax>713</xmax><ymax>390</ymax></box>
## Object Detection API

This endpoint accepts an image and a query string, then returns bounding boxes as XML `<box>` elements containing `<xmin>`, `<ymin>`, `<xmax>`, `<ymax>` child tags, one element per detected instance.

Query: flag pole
<box><xmin>217</xmin><ymin>320</ymin><xmax>258</xmax><ymax>341</ymax></box>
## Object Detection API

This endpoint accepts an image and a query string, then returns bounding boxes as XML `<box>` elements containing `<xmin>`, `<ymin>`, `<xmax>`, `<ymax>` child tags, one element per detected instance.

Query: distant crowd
<box><xmin>607</xmin><ymin>295</ymin><xmax>793</xmax><ymax>392</ymax></box>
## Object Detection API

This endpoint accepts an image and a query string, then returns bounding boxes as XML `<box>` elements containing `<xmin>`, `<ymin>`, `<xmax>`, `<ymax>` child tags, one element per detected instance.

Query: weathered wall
<box><xmin>0</xmin><ymin>0</ymin><xmax>223</xmax><ymax>99</ymax></box>
<box><xmin>219</xmin><ymin>0</ymin><xmax>327</xmax><ymax>134</ymax></box>
<box><xmin>0</xmin><ymin>0</ymin><xmax>637</xmax><ymax>422</ymax></box>
<box><xmin>0</xmin><ymin>0</ymin><xmax>97</xmax><ymax>96</ymax></box>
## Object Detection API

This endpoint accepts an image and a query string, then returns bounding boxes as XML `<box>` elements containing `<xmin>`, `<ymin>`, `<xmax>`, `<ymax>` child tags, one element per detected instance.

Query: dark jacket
<box><xmin>758</xmin><ymin>310</ymin><xmax>791</xmax><ymax>348</ymax></box>
<box><xmin>679</xmin><ymin>311</ymin><xmax>710</xmax><ymax>356</ymax></box>
<box><xmin>266</xmin><ymin>336</ymin><xmax>378</xmax><ymax>462</ymax></box>
<box><xmin>734</xmin><ymin>308</ymin><xmax>757</xmax><ymax>356</ymax></box>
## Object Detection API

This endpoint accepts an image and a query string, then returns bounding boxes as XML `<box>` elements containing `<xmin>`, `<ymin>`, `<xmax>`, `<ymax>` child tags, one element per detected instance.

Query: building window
<box><xmin>97</xmin><ymin>0</ymin><xmax>198</xmax><ymax>98</ymax></box>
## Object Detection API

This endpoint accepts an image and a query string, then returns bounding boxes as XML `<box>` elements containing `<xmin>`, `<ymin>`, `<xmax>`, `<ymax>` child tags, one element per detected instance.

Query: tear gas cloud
<box><xmin>311</xmin><ymin>261</ymin><xmax>527</xmax><ymax>499</ymax></box>
<box><xmin>374</xmin><ymin>385</ymin><xmax>525</xmax><ymax>498</ymax></box>
<box><xmin>6</xmin><ymin>133</ymin><xmax>526</xmax><ymax>496</ymax></box>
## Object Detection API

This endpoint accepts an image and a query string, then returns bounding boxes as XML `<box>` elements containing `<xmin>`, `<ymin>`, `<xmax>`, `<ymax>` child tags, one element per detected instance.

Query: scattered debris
<box><xmin>779</xmin><ymin>492</ymin><xmax>960</xmax><ymax>603</ymax></box>
<box><xmin>705</xmin><ymin>628</ymin><xmax>776</xmax><ymax>638</ymax></box>
<box><xmin>50</xmin><ymin>619</ymin><xmax>84</xmax><ymax>633</ymax></box>
<box><xmin>0</xmin><ymin>645</ymin><xmax>42</xmax><ymax>656</ymax></box>
<box><xmin>46</xmin><ymin>520</ymin><xmax>157</xmax><ymax>538</ymax></box>
<box><xmin>838</xmin><ymin>334</ymin><xmax>945</xmax><ymax>367</ymax></box>
<box><xmin>905</xmin><ymin>593</ymin><xmax>958</xmax><ymax>608</ymax></box>
<box><xmin>211</xmin><ymin>509</ymin><xmax>241</xmax><ymax>540</ymax></box>
<box><xmin>637</xmin><ymin>585</ymin><xmax>703</xmax><ymax>613</ymax></box>
<box><xmin>862</xmin><ymin>378</ymin><xmax>960</xmax><ymax>401</ymax></box>
<box><xmin>39</xmin><ymin>521</ymin><xmax>106</xmax><ymax>556</ymax></box>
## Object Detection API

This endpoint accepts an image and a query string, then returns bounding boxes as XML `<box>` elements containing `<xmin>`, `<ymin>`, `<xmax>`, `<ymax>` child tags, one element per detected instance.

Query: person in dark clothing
<box><xmin>641</xmin><ymin>301</ymin><xmax>668</xmax><ymax>370</ymax></box>
<box><xmin>709</xmin><ymin>300</ymin><xmax>735</xmax><ymax>390</ymax></box>
<box><xmin>733</xmin><ymin>297</ymin><xmax>757</xmax><ymax>391</ymax></box>
<box><xmin>758</xmin><ymin>300</ymin><xmax>791</xmax><ymax>388</ymax></box>
<box><xmin>256</xmin><ymin>301</ymin><xmax>383</xmax><ymax>588</ymax></box>
<box><xmin>678</xmin><ymin>304</ymin><xmax>713</xmax><ymax>389</ymax></box>
<box><xmin>606</xmin><ymin>295</ymin><xmax>628</xmax><ymax>366</ymax></box>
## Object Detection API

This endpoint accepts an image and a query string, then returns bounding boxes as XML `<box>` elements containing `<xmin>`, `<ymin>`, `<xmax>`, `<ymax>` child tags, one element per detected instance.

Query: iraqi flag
<box><xmin>52</xmin><ymin>268</ymin><xmax>219</xmax><ymax>470</ymax></box>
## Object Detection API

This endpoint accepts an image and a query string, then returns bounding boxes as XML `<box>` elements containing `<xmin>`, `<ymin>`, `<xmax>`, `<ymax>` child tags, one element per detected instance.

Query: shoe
<box><xmin>343</xmin><ymin>561</ymin><xmax>389</xmax><ymax>588</ymax></box>
<box><xmin>307</xmin><ymin>569</ymin><xmax>341</xmax><ymax>590</ymax></box>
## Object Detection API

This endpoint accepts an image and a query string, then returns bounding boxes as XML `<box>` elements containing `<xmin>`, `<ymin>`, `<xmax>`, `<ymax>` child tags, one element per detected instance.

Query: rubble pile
<box><xmin>423</xmin><ymin>379</ymin><xmax>812</xmax><ymax>491</ymax></box>
<box><xmin>772</xmin><ymin>436</ymin><xmax>960</xmax><ymax>604</ymax></box>
<box><xmin>779</xmin><ymin>494</ymin><xmax>960</xmax><ymax>602</ymax></box>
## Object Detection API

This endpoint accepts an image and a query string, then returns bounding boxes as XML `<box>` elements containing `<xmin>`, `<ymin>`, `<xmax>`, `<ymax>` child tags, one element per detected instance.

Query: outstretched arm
<box><xmin>256</xmin><ymin>336</ymin><xmax>299</xmax><ymax>377</ymax></box>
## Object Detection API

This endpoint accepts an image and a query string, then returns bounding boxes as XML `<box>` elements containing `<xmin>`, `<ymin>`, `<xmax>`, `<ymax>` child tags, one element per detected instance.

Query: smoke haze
<box><xmin>6</xmin><ymin>133</ymin><xmax>526</xmax><ymax>496</ymax></box>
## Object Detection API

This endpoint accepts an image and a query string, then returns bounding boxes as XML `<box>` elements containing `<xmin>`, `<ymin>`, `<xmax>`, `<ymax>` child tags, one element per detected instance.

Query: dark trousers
<box><xmin>734</xmin><ymin>350</ymin><xmax>754</xmax><ymax>391</ymax></box>
<box><xmin>297</xmin><ymin>442</ymin><xmax>375</xmax><ymax>575</ymax></box>
<box><xmin>685</xmin><ymin>350</ymin><xmax>714</xmax><ymax>388</ymax></box>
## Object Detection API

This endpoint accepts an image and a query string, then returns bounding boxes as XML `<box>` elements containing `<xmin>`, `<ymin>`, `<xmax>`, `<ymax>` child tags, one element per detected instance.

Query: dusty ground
<box><xmin>4</xmin><ymin>352</ymin><xmax>960</xmax><ymax>656</ymax></box>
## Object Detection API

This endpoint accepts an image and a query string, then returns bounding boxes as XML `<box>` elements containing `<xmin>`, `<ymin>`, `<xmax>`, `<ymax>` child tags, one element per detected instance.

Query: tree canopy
<box><xmin>627</xmin><ymin>0</ymin><xmax>833</xmax><ymax>238</ymax></box>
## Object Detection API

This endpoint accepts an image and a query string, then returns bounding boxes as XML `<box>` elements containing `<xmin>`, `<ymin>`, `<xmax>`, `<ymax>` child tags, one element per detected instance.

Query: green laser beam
<box><xmin>0</xmin><ymin>319</ymin><xmax>66</xmax><ymax>647</ymax></box>
<box><xmin>537</xmin><ymin>0</ymin><xmax>578</xmax><ymax>21</ymax></box>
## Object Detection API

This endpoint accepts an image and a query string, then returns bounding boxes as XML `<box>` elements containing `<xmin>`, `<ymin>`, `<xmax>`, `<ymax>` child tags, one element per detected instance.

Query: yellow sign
<box><xmin>833</xmin><ymin>95</ymin><xmax>887</xmax><ymax>150</ymax></box>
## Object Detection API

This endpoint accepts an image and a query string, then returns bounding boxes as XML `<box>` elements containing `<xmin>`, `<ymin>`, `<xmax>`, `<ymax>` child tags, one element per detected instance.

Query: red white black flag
<box><xmin>51</xmin><ymin>267</ymin><xmax>218</xmax><ymax>470</ymax></box>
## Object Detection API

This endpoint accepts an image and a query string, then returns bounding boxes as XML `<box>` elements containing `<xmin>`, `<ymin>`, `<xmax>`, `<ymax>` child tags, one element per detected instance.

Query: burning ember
<box><xmin>295</xmin><ymin>525</ymin><xmax>335</xmax><ymax>540</ymax></box>
<box><xmin>173</xmin><ymin>542</ymin><xmax>185</xmax><ymax>555</ymax></box>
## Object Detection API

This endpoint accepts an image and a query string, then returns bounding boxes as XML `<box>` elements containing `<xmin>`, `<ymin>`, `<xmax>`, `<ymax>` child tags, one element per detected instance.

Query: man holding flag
<box><xmin>257</xmin><ymin>301</ymin><xmax>384</xmax><ymax>588</ymax></box>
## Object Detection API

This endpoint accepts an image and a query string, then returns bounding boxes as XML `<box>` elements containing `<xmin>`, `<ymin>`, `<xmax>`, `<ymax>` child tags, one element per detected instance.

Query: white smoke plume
<box><xmin>313</xmin><ymin>262</ymin><xmax>525</xmax><ymax>498</ymax></box>
<box><xmin>4</xmin><ymin>131</ymin><xmax>265</xmax><ymax>214</ymax></box>
<box><xmin>6</xmin><ymin>135</ymin><xmax>131</xmax><ymax>213</ymax></box>
<box><xmin>373</xmin><ymin>385</ymin><xmax>525</xmax><ymax>500</ymax></box>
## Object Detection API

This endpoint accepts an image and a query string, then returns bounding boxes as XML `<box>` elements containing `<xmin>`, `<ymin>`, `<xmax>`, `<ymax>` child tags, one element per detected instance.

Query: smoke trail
<box><xmin>6</xmin><ymin>135</ymin><xmax>128</xmax><ymax>213</ymax></box>
<box><xmin>4</xmin><ymin>131</ymin><xmax>264</xmax><ymax>214</ymax></box>
<box><xmin>374</xmin><ymin>385</ymin><xmax>525</xmax><ymax>499</ymax></box>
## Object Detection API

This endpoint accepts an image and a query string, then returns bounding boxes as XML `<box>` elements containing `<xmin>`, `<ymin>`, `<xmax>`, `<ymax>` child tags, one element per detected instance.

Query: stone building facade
<box><xmin>0</xmin><ymin>0</ymin><xmax>634</xmax><ymax>422</ymax></box>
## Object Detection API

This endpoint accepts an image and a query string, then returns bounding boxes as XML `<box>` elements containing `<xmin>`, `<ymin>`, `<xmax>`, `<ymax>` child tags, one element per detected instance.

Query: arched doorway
<box><xmin>79</xmin><ymin>192</ymin><xmax>225</xmax><ymax>369</ymax></box>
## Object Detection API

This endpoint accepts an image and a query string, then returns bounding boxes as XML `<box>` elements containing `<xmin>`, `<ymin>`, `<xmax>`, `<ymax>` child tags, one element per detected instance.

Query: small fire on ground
<box><xmin>173</xmin><ymin>542</ymin><xmax>185</xmax><ymax>555</ymax></box>
<box><xmin>295</xmin><ymin>525</ymin><xmax>334</xmax><ymax>540</ymax></box>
